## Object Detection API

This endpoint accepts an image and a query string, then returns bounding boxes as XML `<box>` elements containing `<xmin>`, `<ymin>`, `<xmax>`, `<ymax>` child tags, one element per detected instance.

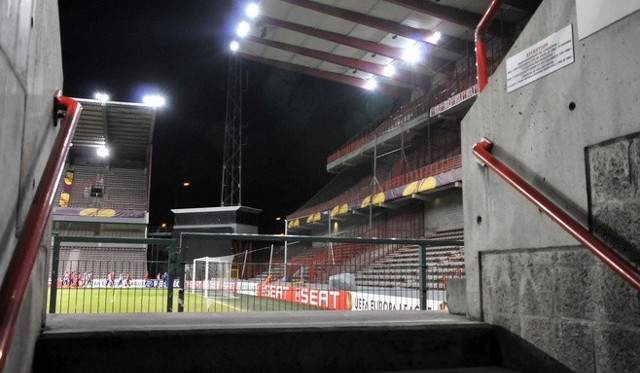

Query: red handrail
<box><xmin>475</xmin><ymin>0</ymin><xmax>504</xmax><ymax>92</ymax></box>
<box><xmin>473</xmin><ymin>139</ymin><xmax>640</xmax><ymax>292</ymax></box>
<box><xmin>0</xmin><ymin>92</ymin><xmax>82</xmax><ymax>369</ymax></box>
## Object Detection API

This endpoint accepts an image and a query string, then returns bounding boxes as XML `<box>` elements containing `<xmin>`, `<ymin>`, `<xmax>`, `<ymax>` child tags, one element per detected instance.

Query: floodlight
<box><xmin>426</xmin><ymin>31</ymin><xmax>442</xmax><ymax>44</ymax></box>
<box><xmin>246</xmin><ymin>3</ymin><xmax>260</xmax><ymax>19</ymax></box>
<box><xmin>364</xmin><ymin>79</ymin><xmax>378</xmax><ymax>91</ymax></box>
<box><xmin>94</xmin><ymin>92</ymin><xmax>109</xmax><ymax>102</ymax></box>
<box><xmin>383</xmin><ymin>65</ymin><xmax>396</xmax><ymax>77</ymax></box>
<box><xmin>402</xmin><ymin>44</ymin><xmax>421</xmax><ymax>63</ymax></box>
<box><xmin>96</xmin><ymin>146</ymin><xmax>109</xmax><ymax>158</ymax></box>
<box><xmin>230</xmin><ymin>40</ymin><xmax>240</xmax><ymax>52</ymax></box>
<box><xmin>236</xmin><ymin>21</ymin><xmax>250</xmax><ymax>38</ymax></box>
<box><xmin>142</xmin><ymin>95</ymin><xmax>166</xmax><ymax>107</ymax></box>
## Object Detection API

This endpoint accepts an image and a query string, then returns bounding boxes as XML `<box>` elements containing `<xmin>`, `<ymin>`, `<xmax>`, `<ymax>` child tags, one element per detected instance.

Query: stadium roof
<box><xmin>69</xmin><ymin>98</ymin><xmax>157</xmax><ymax>168</ymax></box>
<box><xmin>233</xmin><ymin>0</ymin><xmax>539</xmax><ymax>98</ymax></box>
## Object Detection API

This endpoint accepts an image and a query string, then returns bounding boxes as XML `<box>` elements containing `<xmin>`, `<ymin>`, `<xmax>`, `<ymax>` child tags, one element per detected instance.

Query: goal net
<box><xmin>188</xmin><ymin>255</ymin><xmax>237</xmax><ymax>302</ymax></box>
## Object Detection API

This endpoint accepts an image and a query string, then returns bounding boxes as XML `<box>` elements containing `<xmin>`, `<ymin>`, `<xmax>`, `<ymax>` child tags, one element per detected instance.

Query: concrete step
<box><xmin>35</xmin><ymin>312</ymin><xmax>500</xmax><ymax>373</ymax></box>
<box><xmin>34</xmin><ymin>312</ymin><xmax>568</xmax><ymax>372</ymax></box>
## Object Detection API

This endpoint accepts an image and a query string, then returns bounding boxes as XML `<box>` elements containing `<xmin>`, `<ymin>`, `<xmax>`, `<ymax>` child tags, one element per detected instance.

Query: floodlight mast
<box><xmin>220</xmin><ymin>54</ymin><xmax>243</xmax><ymax>207</ymax></box>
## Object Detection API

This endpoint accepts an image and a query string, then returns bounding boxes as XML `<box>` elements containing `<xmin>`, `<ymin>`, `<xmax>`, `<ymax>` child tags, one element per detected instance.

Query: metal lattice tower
<box><xmin>220</xmin><ymin>55</ymin><xmax>242</xmax><ymax>206</ymax></box>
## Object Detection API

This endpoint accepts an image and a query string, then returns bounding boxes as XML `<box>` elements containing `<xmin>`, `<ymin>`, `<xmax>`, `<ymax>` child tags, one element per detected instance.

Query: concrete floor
<box><xmin>44</xmin><ymin>310</ymin><xmax>481</xmax><ymax>334</ymax></box>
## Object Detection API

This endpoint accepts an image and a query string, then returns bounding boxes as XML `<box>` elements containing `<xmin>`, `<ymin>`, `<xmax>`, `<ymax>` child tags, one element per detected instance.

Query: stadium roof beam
<box><xmin>278</xmin><ymin>0</ymin><xmax>470</xmax><ymax>56</ymax></box>
<box><xmin>260</xmin><ymin>16</ymin><xmax>452</xmax><ymax>74</ymax></box>
<box><xmin>246</xmin><ymin>36</ymin><xmax>430</xmax><ymax>88</ymax></box>
<box><xmin>382</xmin><ymin>0</ymin><xmax>512</xmax><ymax>36</ymax></box>
<box><xmin>238</xmin><ymin>53</ymin><xmax>410</xmax><ymax>99</ymax></box>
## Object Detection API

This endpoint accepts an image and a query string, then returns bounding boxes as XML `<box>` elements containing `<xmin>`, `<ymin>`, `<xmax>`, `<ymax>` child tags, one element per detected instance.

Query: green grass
<box><xmin>48</xmin><ymin>288</ymin><xmax>325</xmax><ymax>313</ymax></box>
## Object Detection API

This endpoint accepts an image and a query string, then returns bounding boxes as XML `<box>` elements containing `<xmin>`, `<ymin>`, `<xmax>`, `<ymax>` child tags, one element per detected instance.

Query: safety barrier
<box><xmin>0</xmin><ymin>93</ymin><xmax>82</xmax><ymax>370</ymax></box>
<box><xmin>472</xmin><ymin>138</ymin><xmax>640</xmax><ymax>291</ymax></box>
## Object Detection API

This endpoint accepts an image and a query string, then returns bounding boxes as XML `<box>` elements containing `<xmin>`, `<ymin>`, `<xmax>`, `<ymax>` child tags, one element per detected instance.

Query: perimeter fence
<box><xmin>48</xmin><ymin>233</ymin><xmax>464</xmax><ymax>314</ymax></box>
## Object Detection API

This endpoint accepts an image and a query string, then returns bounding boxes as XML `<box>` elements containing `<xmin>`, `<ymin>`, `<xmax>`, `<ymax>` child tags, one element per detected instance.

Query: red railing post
<box><xmin>0</xmin><ymin>92</ymin><xmax>82</xmax><ymax>370</ymax></box>
<box><xmin>473</xmin><ymin>138</ymin><xmax>640</xmax><ymax>292</ymax></box>
<box><xmin>476</xmin><ymin>0</ymin><xmax>504</xmax><ymax>92</ymax></box>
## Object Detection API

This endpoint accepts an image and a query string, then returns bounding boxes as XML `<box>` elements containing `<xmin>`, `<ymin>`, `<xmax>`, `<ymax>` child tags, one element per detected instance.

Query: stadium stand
<box><xmin>356</xmin><ymin>229</ymin><xmax>464</xmax><ymax>290</ymax></box>
<box><xmin>50</xmin><ymin>98</ymin><xmax>154</xmax><ymax>284</ymax></box>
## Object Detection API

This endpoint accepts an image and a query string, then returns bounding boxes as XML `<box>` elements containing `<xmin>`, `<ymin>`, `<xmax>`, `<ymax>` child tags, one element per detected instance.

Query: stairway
<box><xmin>34</xmin><ymin>312</ymin><xmax>570</xmax><ymax>372</ymax></box>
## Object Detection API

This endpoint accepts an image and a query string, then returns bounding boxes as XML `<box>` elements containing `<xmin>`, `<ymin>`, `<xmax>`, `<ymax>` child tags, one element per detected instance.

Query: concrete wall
<box><xmin>461</xmin><ymin>1</ymin><xmax>640</xmax><ymax>371</ymax></box>
<box><xmin>0</xmin><ymin>0</ymin><xmax>63</xmax><ymax>371</ymax></box>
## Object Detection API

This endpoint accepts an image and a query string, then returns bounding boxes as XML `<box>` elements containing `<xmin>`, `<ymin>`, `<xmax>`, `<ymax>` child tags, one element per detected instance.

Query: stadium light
<box><xmin>94</xmin><ymin>92</ymin><xmax>109</xmax><ymax>102</ymax></box>
<box><xmin>402</xmin><ymin>43</ymin><xmax>421</xmax><ymax>64</ymax></box>
<box><xmin>364</xmin><ymin>79</ymin><xmax>378</xmax><ymax>91</ymax></box>
<box><xmin>142</xmin><ymin>95</ymin><xmax>166</xmax><ymax>108</ymax></box>
<box><xmin>246</xmin><ymin>3</ymin><xmax>260</xmax><ymax>19</ymax></box>
<box><xmin>230</xmin><ymin>40</ymin><xmax>240</xmax><ymax>52</ymax></box>
<box><xmin>96</xmin><ymin>146</ymin><xmax>109</xmax><ymax>158</ymax></box>
<box><xmin>425</xmin><ymin>31</ymin><xmax>442</xmax><ymax>44</ymax></box>
<box><xmin>236</xmin><ymin>21</ymin><xmax>250</xmax><ymax>38</ymax></box>
<box><xmin>383</xmin><ymin>65</ymin><xmax>396</xmax><ymax>77</ymax></box>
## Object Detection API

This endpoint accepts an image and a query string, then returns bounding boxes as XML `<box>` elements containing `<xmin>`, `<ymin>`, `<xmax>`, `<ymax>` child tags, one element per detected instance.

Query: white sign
<box><xmin>506</xmin><ymin>24</ymin><xmax>574</xmax><ymax>92</ymax></box>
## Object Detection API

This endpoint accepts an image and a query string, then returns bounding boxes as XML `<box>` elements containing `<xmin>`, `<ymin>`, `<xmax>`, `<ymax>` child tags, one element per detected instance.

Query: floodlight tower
<box><xmin>220</xmin><ymin>54</ymin><xmax>243</xmax><ymax>206</ymax></box>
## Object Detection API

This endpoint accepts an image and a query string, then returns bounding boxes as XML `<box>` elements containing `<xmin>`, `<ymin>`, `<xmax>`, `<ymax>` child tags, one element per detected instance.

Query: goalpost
<box><xmin>189</xmin><ymin>255</ymin><xmax>237</xmax><ymax>301</ymax></box>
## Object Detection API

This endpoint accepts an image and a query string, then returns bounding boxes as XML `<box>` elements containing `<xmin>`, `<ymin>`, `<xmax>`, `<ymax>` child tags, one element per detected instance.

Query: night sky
<box><xmin>57</xmin><ymin>0</ymin><xmax>400</xmax><ymax>233</ymax></box>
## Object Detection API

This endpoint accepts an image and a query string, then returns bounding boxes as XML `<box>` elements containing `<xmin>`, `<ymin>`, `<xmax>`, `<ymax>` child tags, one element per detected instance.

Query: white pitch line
<box><xmin>211</xmin><ymin>298</ymin><xmax>245</xmax><ymax>312</ymax></box>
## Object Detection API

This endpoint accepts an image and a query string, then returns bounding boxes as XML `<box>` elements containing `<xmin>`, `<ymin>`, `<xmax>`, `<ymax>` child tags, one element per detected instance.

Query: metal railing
<box><xmin>475</xmin><ymin>0</ymin><xmax>504</xmax><ymax>92</ymax></box>
<box><xmin>473</xmin><ymin>139</ymin><xmax>640</xmax><ymax>291</ymax></box>
<box><xmin>0</xmin><ymin>93</ymin><xmax>82</xmax><ymax>370</ymax></box>
<box><xmin>48</xmin><ymin>233</ymin><xmax>465</xmax><ymax>313</ymax></box>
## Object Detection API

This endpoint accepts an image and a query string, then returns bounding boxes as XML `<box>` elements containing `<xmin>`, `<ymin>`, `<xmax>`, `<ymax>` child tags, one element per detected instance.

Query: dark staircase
<box><xmin>34</xmin><ymin>312</ymin><xmax>570</xmax><ymax>372</ymax></box>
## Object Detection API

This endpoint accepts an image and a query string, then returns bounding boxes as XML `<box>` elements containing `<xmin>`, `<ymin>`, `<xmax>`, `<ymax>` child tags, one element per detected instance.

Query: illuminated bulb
<box><xmin>94</xmin><ymin>92</ymin><xmax>109</xmax><ymax>102</ymax></box>
<box><xmin>383</xmin><ymin>65</ymin><xmax>396</xmax><ymax>77</ymax></box>
<box><xmin>230</xmin><ymin>40</ymin><xmax>240</xmax><ymax>52</ymax></box>
<box><xmin>96</xmin><ymin>146</ymin><xmax>109</xmax><ymax>158</ymax></box>
<box><xmin>246</xmin><ymin>3</ymin><xmax>260</xmax><ymax>19</ymax></box>
<box><xmin>402</xmin><ymin>44</ymin><xmax>421</xmax><ymax>63</ymax></box>
<box><xmin>364</xmin><ymin>79</ymin><xmax>378</xmax><ymax>91</ymax></box>
<box><xmin>236</xmin><ymin>21</ymin><xmax>250</xmax><ymax>38</ymax></box>
<box><xmin>142</xmin><ymin>95</ymin><xmax>166</xmax><ymax>107</ymax></box>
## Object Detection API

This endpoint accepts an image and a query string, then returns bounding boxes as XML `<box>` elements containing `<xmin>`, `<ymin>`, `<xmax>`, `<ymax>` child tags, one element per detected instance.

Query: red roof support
<box><xmin>238</xmin><ymin>53</ymin><xmax>410</xmax><ymax>99</ymax></box>
<box><xmin>261</xmin><ymin>16</ymin><xmax>454</xmax><ymax>73</ymax></box>
<box><xmin>383</xmin><ymin>0</ymin><xmax>509</xmax><ymax>36</ymax></box>
<box><xmin>247</xmin><ymin>36</ymin><xmax>429</xmax><ymax>88</ymax></box>
<box><xmin>279</xmin><ymin>0</ymin><xmax>470</xmax><ymax>56</ymax></box>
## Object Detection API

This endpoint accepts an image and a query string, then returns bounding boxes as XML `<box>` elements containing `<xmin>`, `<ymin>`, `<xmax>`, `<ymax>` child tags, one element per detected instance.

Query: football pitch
<box><xmin>48</xmin><ymin>287</ymin><xmax>325</xmax><ymax>313</ymax></box>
